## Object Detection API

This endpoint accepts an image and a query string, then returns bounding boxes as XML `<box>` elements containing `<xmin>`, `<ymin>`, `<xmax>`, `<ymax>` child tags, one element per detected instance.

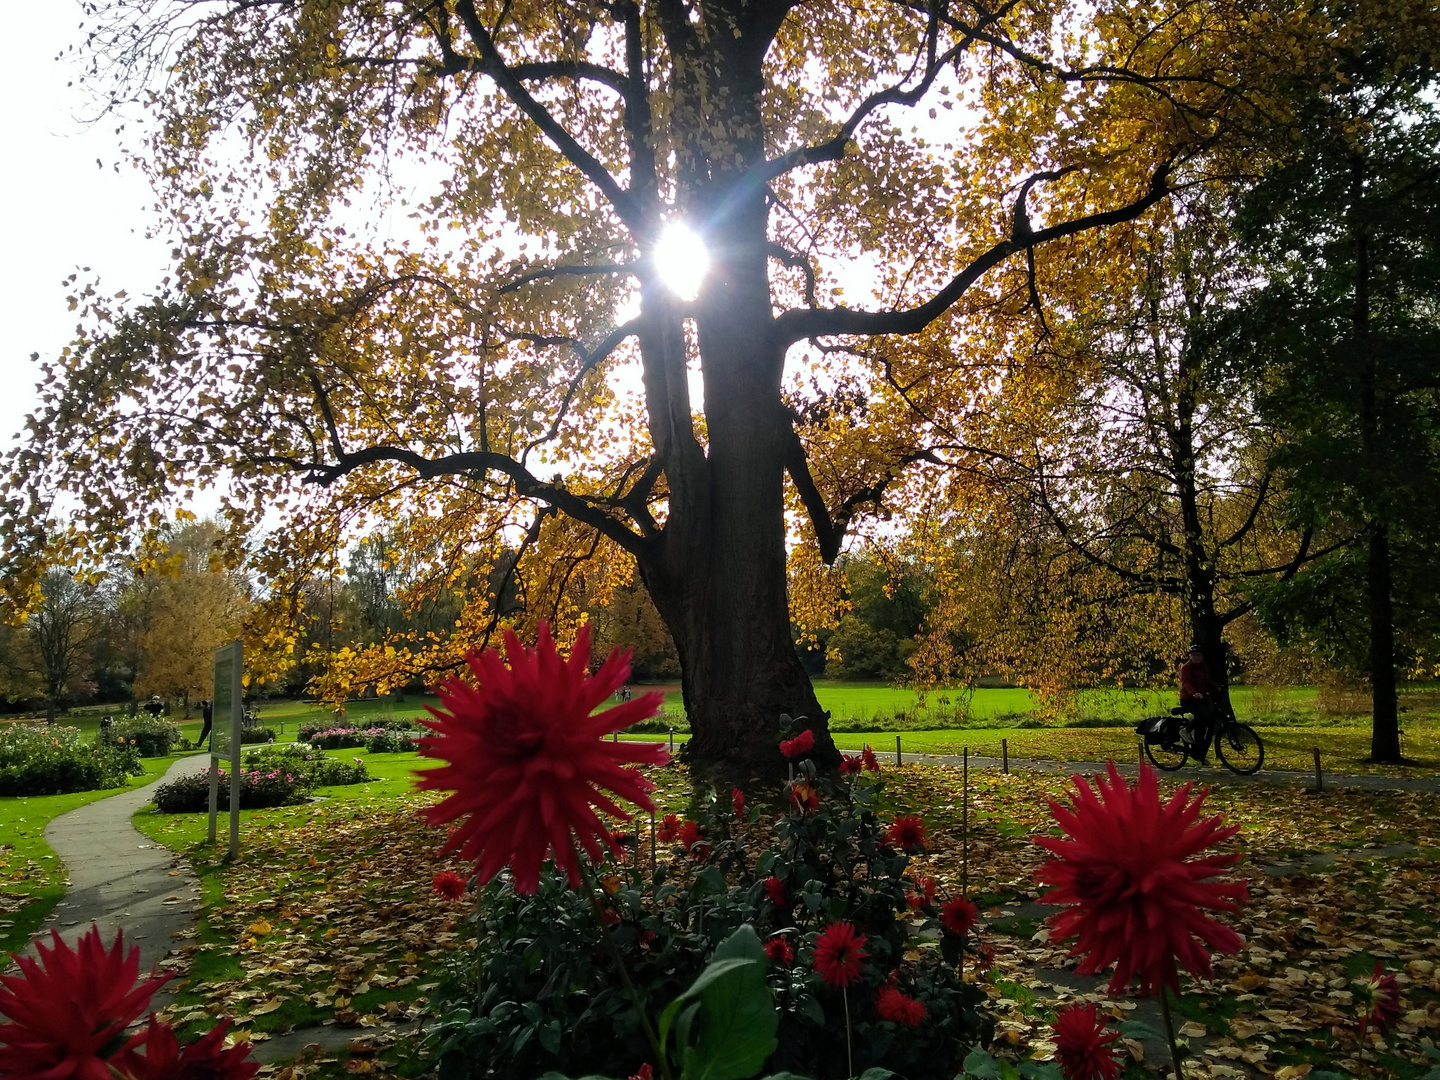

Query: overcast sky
<box><xmin>0</xmin><ymin>3</ymin><xmax>168</xmax><ymax>454</ymax></box>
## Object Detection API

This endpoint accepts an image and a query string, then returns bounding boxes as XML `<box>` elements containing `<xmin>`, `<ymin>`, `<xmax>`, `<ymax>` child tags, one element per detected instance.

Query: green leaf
<box><xmin>1117</xmin><ymin>1019</ymin><xmax>1165</xmax><ymax>1041</ymax></box>
<box><xmin>961</xmin><ymin>1049</ymin><xmax>1004</xmax><ymax>1080</ymax></box>
<box><xmin>677</xmin><ymin>925</ymin><xmax>778</xmax><ymax>1080</ymax></box>
<box><xmin>1018</xmin><ymin>1064</ymin><xmax>1063</xmax><ymax>1080</ymax></box>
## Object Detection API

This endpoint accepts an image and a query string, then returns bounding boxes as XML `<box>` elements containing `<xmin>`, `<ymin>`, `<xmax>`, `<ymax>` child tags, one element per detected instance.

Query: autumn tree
<box><xmin>129</xmin><ymin>522</ymin><xmax>251</xmax><ymax>713</ymax></box>
<box><xmin>7</xmin><ymin>570</ymin><xmax>106</xmax><ymax>722</ymax></box>
<box><xmin>6</xmin><ymin>0</ymin><xmax>1426</xmax><ymax>776</ymax></box>
<box><xmin>1226</xmin><ymin>64</ymin><xmax>1440</xmax><ymax>762</ymax></box>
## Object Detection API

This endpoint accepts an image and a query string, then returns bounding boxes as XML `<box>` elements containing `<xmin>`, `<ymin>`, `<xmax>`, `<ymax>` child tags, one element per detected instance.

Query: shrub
<box><xmin>428</xmin><ymin>720</ymin><xmax>988</xmax><ymax>1080</ymax></box>
<box><xmin>242</xmin><ymin>744</ymin><xmax>370</xmax><ymax>787</ymax></box>
<box><xmin>364</xmin><ymin>729</ymin><xmax>415</xmax><ymax>753</ymax></box>
<box><xmin>151</xmin><ymin>765</ymin><xmax>305</xmax><ymax>812</ymax></box>
<box><xmin>240</xmin><ymin>726</ymin><xmax>277</xmax><ymax>744</ymax></box>
<box><xmin>0</xmin><ymin>724</ymin><xmax>143</xmax><ymax>796</ymax></box>
<box><xmin>297</xmin><ymin>716</ymin><xmax>422</xmax><ymax>743</ymax></box>
<box><xmin>113</xmin><ymin>715</ymin><xmax>181</xmax><ymax>757</ymax></box>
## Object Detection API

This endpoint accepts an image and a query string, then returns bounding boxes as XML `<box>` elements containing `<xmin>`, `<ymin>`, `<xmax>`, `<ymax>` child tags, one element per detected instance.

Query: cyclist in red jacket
<box><xmin>1179</xmin><ymin>646</ymin><xmax>1218</xmax><ymax>759</ymax></box>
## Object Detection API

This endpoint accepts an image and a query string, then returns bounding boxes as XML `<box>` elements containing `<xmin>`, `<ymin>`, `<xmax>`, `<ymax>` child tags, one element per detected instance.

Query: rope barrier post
<box><xmin>1138</xmin><ymin>738</ymin><xmax>1145</xmax><ymax>766</ymax></box>
<box><xmin>1001</xmin><ymin>738</ymin><xmax>1008</xmax><ymax>774</ymax></box>
<box><xmin>613</xmin><ymin>732</ymin><xmax>619</xmax><ymax>744</ymax></box>
<box><xmin>1313</xmin><ymin>747</ymin><xmax>1324</xmax><ymax>792</ymax></box>
<box><xmin>650</xmin><ymin>811</ymin><xmax>656</xmax><ymax>879</ymax></box>
<box><xmin>669</xmin><ymin>727</ymin><xmax>675</xmax><ymax>755</ymax></box>
<box><xmin>895</xmin><ymin>735</ymin><xmax>902</xmax><ymax>766</ymax></box>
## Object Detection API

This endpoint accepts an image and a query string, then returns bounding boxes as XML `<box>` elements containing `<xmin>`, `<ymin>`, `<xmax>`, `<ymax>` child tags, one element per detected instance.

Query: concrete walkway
<box><xmin>25</xmin><ymin>753</ymin><xmax>210</xmax><ymax>977</ymax></box>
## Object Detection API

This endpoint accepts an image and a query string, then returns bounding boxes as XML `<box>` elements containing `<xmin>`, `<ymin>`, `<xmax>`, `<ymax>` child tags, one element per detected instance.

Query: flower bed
<box><xmin>151</xmin><ymin>747</ymin><xmax>369</xmax><ymax>812</ymax></box>
<box><xmin>296</xmin><ymin>716</ymin><xmax>420</xmax><ymax>745</ymax></box>
<box><xmin>112</xmin><ymin>715</ymin><xmax>181</xmax><ymax>757</ymax></box>
<box><xmin>0</xmin><ymin>724</ymin><xmax>144</xmax><ymax>796</ymax></box>
<box><xmin>301</xmin><ymin>725</ymin><xmax>418</xmax><ymax>751</ymax></box>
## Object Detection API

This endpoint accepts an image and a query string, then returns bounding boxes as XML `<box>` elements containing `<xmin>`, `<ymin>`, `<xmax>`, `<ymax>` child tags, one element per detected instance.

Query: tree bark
<box><xmin>1367</xmin><ymin>525</ymin><xmax>1402</xmax><ymax>761</ymax></box>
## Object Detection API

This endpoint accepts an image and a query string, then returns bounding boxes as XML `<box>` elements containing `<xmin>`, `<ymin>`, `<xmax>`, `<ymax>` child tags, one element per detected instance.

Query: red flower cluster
<box><xmin>875</xmin><ymin>984</ymin><xmax>927</xmax><ymax>1026</ymax></box>
<box><xmin>416</xmin><ymin>623</ymin><xmax>669</xmax><ymax>893</ymax></box>
<box><xmin>906</xmin><ymin>877</ymin><xmax>937</xmax><ymax>910</ymax></box>
<box><xmin>676</xmin><ymin>820</ymin><xmax>710</xmax><ymax>860</ymax></box>
<box><xmin>884</xmin><ymin>814</ymin><xmax>928</xmax><ymax>852</ymax></box>
<box><xmin>764</xmin><ymin>876</ymin><xmax>788</xmax><ymax>905</ymax></box>
<box><xmin>764</xmin><ymin>937</ymin><xmax>794</xmax><ymax>966</ymax></box>
<box><xmin>732</xmin><ymin>786</ymin><xmax>746</xmax><ymax>820</ymax></box>
<box><xmin>941</xmin><ymin>896</ymin><xmax>978</xmax><ymax>937</ymax></box>
<box><xmin>1355</xmin><ymin>962</ymin><xmax>1402</xmax><ymax>1036</ymax></box>
<box><xmin>0</xmin><ymin>927</ymin><xmax>256</xmax><ymax>1080</ymax></box>
<box><xmin>628</xmin><ymin>1065</ymin><xmax>654</xmax><ymax>1080</ymax></box>
<box><xmin>779</xmin><ymin>729</ymin><xmax>816</xmax><ymax>759</ymax></box>
<box><xmin>1036</xmin><ymin>763</ymin><xmax>1248</xmax><ymax>996</ymax></box>
<box><xmin>813</xmin><ymin>922</ymin><xmax>868</xmax><ymax>988</ymax></box>
<box><xmin>1052</xmin><ymin>1003</ymin><xmax>1123</xmax><ymax>1080</ymax></box>
<box><xmin>657</xmin><ymin>813</ymin><xmax>680</xmax><ymax>843</ymax></box>
<box><xmin>839</xmin><ymin>754</ymin><xmax>863</xmax><ymax>774</ymax></box>
<box><xmin>862</xmin><ymin>745</ymin><xmax>879</xmax><ymax>771</ymax></box>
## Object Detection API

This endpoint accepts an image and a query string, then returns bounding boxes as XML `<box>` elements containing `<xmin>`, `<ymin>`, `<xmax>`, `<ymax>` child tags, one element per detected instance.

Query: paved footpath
<box><xmin>23</xmin><ymin>754</ymin><xmax>210</xmax><ymax>977</ymax></box>
<box><xmin>16</xmin><ymin>751</ymin><xmax>1437</xmax><ymax>1066</ymax></box>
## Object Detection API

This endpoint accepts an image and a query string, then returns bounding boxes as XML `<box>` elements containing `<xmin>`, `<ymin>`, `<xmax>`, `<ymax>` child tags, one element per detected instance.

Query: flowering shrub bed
<box><xmin>242</xmin><ymin>744</ymin><xmax>371</xmax><ymax>787</ymax></box>
<box><xmin>150</xmin><ymin>745</ymin><xmax>370</xmax><ymax>812</ymax></box>
<box><xmin>113</xmin><ymin>714</ymin><xmax>181</xmax><ymax>756</ymax></box>
<box><xmin>0</xmin><ymin>723</ymin><xmax>143</xmax><ymax>796</ymax></box>
<box><xmin>301</xmin><ymin>725</ymin><xmax>418</xmax><ymax>751</ymax></box>
<box><xmin>297</xmin><ymin>717</ymin><xmax>420</xmax><ymax>745</ymax></box>
<box><xmin>240</xmin><ymin>725</ymin><xmax>278</xmax><ymax>744</ymax></box>
<box><xmin>416</xmin><ymin>624</ymin><xmax>987</xmax><ymax>1080</ymax></box>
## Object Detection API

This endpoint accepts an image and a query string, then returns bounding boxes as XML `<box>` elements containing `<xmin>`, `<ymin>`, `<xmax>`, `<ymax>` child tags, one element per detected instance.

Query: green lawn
<box><xmin>0</xmin><ymin>751</ymin><xmax>201</xmax><ymax>956</ymax></box>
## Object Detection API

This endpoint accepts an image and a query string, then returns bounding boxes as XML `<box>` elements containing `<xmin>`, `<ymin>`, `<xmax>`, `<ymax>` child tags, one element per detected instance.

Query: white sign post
<box><xmin>208</xmin><ymin>640</ymin><xmax>244</xmax><ymax>858</ymax></box>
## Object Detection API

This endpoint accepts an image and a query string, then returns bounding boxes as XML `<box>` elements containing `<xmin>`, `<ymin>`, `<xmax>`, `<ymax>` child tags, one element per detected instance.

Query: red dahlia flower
<box><xmin>884</xmin><ymin>815</ymin><xmax>928</xmax><ymax>852</ymax></box>
<box><xmin>431</xmin><ymin>870</ymin><xmax>468</xmax><ymax>901</ymax></box>
<box><xmin>1052</xmin><ymin>1003</ymin><xmax>1123</xmax><ymax>1080</ymax></box>
<box><xmin>941</xmin><ymin>896</ymin><xmax>978</xmax><ymax>937</ymax></box>
<box><xmin>764</xmin><ymin>876</ymin><xmax>788</xmax><ymax>905</ymax></box>
<box><xmin>840</xmin><ymin>754</ymin><xmax>863</xmax><ymax>774</ymax></box>
<box><xmin>0</xmin><ymin>927</ymin><xmax>171</xmax><ymax>1080</ymax></box>
<box><xmin>676</xmin><ymin>820</ymin><xmax>710</xmax><ymax>860</ymax></box>
<box><xmin>416</xmin><ymin>622</ymin><xmax>669</xmax><ymax>893</ymax></box>
<box><xmin>813</xmin><ymin>922</ymin><xmax>868</xmax><ymax>988</ymax></box>
<box><xmin>628</xmin><ymin>1065</ymin><xmax>654</xmax><ymax>1080</ymax></box>
<box><xmin>111</xmin><ymin>1018</ymin><xmax>258</xmax><ymax>1080</ymax></box>
<box><xmin>1355</xmin><ymin>962</ymin><xmax>1402</xmax><ymax>1036</ymax></box>
<box><xmin>779</xmin><ymin>729</ymin><xmax>816</xmax><ymax>759</ymax></box>
<box><xmin>657</xmin><ymin>813</ymin><xmax>680</xmax><ymax>843</ymax></box>
<box><xmin>732</xmin><ymin>786</ymin><xmax>746</xmax><ymax>820</ymax></box>
<box><xmin>1036</xmin><ymin>763</ymin><xmax>1248</xmax><ymax>997</ymax></box>
<box><xmin>875</xmin><ymin>985</ymin><xmax>927</xmax><ymax>1026</ymax></box>
<box><xmin>862</xmin><ymin>745</ymin><xmax>880</xmax><ymax>771</ymax></box>
<box><xmin>764</xmin><ymin>937</ymin><xmax>795</xmax><ymax>966</ymax></box>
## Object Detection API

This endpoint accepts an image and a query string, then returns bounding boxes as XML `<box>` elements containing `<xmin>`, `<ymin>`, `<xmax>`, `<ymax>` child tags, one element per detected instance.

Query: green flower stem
<box><xmin>1158</xmin><ymin>988</ymin><xmax>1186</xmax><ymax>1080</ymax></box>
<box><xmin>577</xmin><ymin>853</ymin><xmax>671</xmax><ymax>1080</ymax></box>
<box><xmin>843</xmin><ymin>984</ymin><xmax>854</xmax><ymax>1079</ymax></box>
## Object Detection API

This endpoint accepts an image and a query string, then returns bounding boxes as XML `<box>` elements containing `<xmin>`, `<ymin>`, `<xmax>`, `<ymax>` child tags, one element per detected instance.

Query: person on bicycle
<box><xmin>1179</xmin><ymin>646</ymin><xmax>1218</xmax><ymax>759</ymax></box>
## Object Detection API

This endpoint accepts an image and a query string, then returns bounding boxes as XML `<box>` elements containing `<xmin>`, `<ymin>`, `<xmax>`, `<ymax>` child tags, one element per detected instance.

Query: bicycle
<box><xmin>1135</xmin><ymin>703</ymin><xmax>1265</xmax><ymax>775</ymax></box>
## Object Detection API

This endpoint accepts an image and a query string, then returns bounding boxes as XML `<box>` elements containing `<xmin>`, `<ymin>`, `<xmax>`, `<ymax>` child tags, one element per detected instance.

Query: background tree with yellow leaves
<box><xmin>6</xmin><ymin>0</ymin><xmax>1434</xmax><ymax>775</ymax></box>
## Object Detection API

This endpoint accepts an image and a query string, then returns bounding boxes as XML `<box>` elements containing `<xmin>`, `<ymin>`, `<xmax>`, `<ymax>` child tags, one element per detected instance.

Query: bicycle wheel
<box><xmin>1216</xmin><ymin>722</ymin><xmax>1264</xmax><ymax>775</ymax></box>
<box><xmin>1142</xmin><ymin>719</ymin><xmax>1189</xmax><ymax>772</ymax></box>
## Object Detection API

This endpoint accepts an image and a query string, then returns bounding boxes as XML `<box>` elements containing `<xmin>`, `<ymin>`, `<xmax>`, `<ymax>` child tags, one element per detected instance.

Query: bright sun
<box><xmin>652</xmin><ymin>224</ymin><xmax>709</xmax><ymax>301</ymax></box>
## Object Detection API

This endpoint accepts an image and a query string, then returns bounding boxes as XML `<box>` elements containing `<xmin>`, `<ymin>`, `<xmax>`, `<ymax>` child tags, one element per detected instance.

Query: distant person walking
<box><xmin>144</xmin><ymin>695</ymin><xmax>164</xmax><ymax>719</ymax></box>
<box><xmin>197</xmin><ymin>699</ymin><xmax>214</xmax><ymax>749</ymax></box>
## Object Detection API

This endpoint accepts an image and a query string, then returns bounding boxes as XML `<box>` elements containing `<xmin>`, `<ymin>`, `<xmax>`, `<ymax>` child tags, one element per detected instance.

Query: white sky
<box><xmin>0</xmin><ymin>3</ymin><xmax>168</xmax><ymax>453</ymax></box>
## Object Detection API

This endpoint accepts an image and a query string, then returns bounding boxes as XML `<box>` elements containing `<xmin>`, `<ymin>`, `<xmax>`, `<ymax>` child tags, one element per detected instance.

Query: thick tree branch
<box><xmin>497</xmin><ymin>262</ymin><xmax>634</xmax><ymax>294</ymax></box>
<box><xmin>774</xmin><ymin>162</ymin><xmax>1172</xmax><ymax>345</ymax></box>
<box><xmin>452</xmin><ymin>0</ymin><xmax>643</xmax><ymax>231</ymax></box>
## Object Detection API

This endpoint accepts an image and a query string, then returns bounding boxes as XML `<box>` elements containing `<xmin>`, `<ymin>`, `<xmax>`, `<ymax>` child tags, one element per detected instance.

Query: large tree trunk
<box><xmin>632</xmin><ymin>18</ymin><xmax>838</xmax><ymax>781</ymax></box>
<box><xmin>1367</xmin><ymin>526</ymin><xmax>1402</xmax><ymax>761</ymax></box>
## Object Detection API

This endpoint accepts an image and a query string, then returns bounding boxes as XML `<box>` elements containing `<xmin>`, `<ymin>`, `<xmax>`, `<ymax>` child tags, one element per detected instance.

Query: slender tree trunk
<box><xmin>1367</xmin><ymin>526</ymin><xmax>1402</xmax><ymax>761</ymax></box>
